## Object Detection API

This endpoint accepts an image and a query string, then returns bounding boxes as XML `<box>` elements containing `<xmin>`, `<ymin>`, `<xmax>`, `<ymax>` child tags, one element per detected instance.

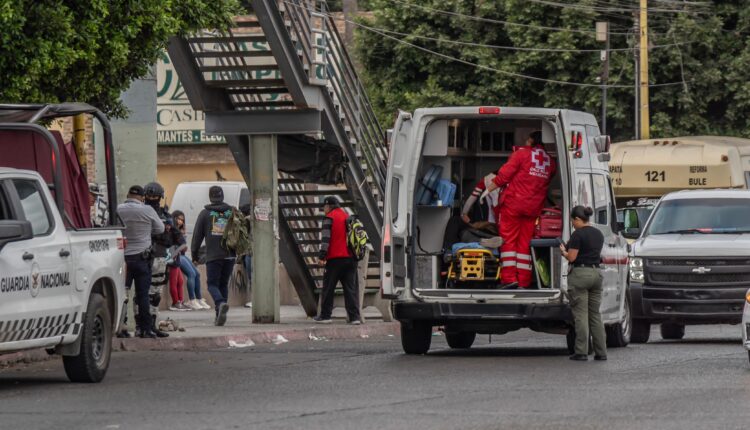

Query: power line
<box><xmin>285</xmin><ymin>2</ymin><xmax>689</xmax><ymax>89</ymax></box>
<box><xmin>327</xmin><ymin>11</ymin><xmax>692</xmax><ymax>54</ymax></box>
<box><xmin>525</xmin><ymin>0</ymin><xmax>711</xmax><ymax>15</ymax></box>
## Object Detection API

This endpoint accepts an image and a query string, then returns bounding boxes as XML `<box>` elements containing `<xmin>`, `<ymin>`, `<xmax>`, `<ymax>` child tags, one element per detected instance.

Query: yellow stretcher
<box><xmin>445</xmin><ymin>249</ymin><xmax>500</xmax><ymax>288</ymax></box>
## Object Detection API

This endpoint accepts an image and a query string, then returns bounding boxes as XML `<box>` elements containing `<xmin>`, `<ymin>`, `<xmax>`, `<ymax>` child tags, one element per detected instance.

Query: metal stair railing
<box><xmin>281</xmin><ymin>0</ymin><xmax>386</xmax><ymax>198</ymax></box>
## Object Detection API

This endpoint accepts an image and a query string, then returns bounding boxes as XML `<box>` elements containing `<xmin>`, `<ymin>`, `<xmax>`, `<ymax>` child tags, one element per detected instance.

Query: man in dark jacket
<box><xmin>191</xmin><ymin>186</ymin><xmax>236</xmax><ymax>326</ymax></box>
<box><xmin>313</xmin><ymin>196</ymin><xmax>361</xmax><ymax>324</ymax></box>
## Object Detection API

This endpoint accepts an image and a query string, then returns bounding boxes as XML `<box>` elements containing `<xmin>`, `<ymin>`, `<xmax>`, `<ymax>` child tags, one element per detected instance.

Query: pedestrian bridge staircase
<box><xmin>167</xmin><ymin>0</ymin><xmax>387</xmax><ymax>317</ymax></box>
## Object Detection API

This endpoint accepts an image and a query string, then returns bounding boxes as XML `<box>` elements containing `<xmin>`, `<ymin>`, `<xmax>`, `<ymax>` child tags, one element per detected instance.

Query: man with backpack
<box><xmin>314</xmin><ymin>196</ymin><xmax>363</xmax><ymax>325</ymax></box>
<box><xmin>191</xmin><ymin>186</ymin><xmax>236</xmax><ymax>326</ymax></box>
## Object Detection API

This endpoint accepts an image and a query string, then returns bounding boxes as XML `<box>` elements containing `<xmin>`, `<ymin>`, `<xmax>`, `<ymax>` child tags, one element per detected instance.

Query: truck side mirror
<box><xmin>623</xmin><ymin>227</ymin><xmax>641</xmax><ymax>239</ymax></box>
<box><xmin>593</xmin><ymin>135</ymin><xmax>611</xmax><ymax>153</ymax></box>
<box><xmin>0</xmin><ymin>220</ymin><xmax>33</xmax><ymax>251</ymax></box>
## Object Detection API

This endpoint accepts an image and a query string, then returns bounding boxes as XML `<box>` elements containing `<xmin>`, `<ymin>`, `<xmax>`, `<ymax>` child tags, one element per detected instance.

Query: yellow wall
<box><xmin>157</xmin><ymin>163</ymin><xmax>245</xmax><ymax>206</ymax></box>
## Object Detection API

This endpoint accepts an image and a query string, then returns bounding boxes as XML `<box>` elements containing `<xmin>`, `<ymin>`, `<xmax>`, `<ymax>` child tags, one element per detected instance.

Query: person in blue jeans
<box><xmin>172</xmin><ymin>210</ymin><xmax>210</xmax><ymax>310</ymax></box>
<box><xmin>191</xmin><ymin>186</ymin><xmax>236</xmax><ymax>326</ymax></box>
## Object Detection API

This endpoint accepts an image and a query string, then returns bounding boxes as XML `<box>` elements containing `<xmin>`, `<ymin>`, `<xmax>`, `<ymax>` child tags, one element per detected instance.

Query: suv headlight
<box><xmin>629</xmin><ymin>257</ymin><xmax>644</xmax><ymax>283</ymax></box>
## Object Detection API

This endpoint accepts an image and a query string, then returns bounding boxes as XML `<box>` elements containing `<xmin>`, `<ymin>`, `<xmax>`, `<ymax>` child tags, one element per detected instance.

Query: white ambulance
<box><xmin>381</xmin><ymin>107</ymin><xmax>630</xmax><ymax>354</ymax></box>
<box><xmin>0</xmin><ymin>104</ymin><xmax>125</xmax><ymax>382</ymax></box>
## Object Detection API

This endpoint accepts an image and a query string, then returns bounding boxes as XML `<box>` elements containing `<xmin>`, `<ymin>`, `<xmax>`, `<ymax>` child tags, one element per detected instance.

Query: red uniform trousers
<box><xmin>499</xmin><ymin>208</ymin><xmax>537</xmax><ymax>288</ymax></box>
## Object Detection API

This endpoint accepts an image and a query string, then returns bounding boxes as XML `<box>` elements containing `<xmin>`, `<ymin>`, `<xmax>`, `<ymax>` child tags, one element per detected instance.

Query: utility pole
<box><xmin>250</xmin><ymin>135</ymin><xmax>281</xmax><ymax>323</ymax></box>
<box><xmin>596</xmin><ymin>22</ymin><xmax>610</xmax><ymax>135</ymax></box>
<box><xmin>638</xmin><ymin>0</ymin><xmax>650</xmax><ymax>139</ymax></box>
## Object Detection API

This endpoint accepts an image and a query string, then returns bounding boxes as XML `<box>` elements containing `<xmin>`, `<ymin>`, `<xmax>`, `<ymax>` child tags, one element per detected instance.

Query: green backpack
<box><xmin>222</xmin><ymin>207</ymin><xmax>252</xmax><ymax>257</ymax></box>
<box><xmin>346</xmin><ymin>215</ymin><xmax>369</xmax><ymax>261</ymax></box>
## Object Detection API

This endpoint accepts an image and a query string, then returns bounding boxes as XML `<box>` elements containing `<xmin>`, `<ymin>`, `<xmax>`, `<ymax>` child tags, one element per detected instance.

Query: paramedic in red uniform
<box><xmin>484</xmin><ymin>131</ymin><xmax>556</xmax><ymax>289</ymax></box>
<box><xmin>314</xmin><ymin>196</ymin><xmax>361</xmax><ymax>324</ymax></box>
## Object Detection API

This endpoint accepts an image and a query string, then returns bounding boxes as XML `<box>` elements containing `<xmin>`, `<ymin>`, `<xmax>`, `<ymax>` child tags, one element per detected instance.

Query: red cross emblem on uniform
<box><xmin>531</xmin><ymin>148</ymin><xmax>551</xmax><ymax>171</ymax></box>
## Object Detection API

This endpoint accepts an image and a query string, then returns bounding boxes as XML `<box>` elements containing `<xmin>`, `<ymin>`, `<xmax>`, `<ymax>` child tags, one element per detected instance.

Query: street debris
<box><xmin>272</xmin><ymin>334</ymin><xmax>289</xmax><ymax>345</ymax></box>
<box><xmin>158</xmin><ymin>318</ymin><xmax>185</xmax><ymax>332</ymax></box>
<box><xmin>360</xmin><ymin>334</ymin><xmax>370</xmax><ymax>339</ymax></box>
<box><xmin>228</xmin><ymin>340</ymin><xmax>255</xmax><ymax>348</ymax></box>
<box><xmin>308</xmin><ymin>333</ymin><xmax>328</xmax><ymax>341</ymax></box>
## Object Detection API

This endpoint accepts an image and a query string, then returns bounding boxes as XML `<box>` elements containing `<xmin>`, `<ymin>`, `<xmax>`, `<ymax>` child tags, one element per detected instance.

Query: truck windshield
<box><xmin>645</xmin><ymin>198</ymin><xmax>750</xmax><ymax>235</ymax></box>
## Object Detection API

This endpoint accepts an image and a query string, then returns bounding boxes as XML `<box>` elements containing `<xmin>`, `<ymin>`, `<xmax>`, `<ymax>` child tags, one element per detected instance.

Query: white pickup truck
<box><xmin>0</xmin><ymin>104</ymin><xmax>125</xmax><ymax>382</ymax></box>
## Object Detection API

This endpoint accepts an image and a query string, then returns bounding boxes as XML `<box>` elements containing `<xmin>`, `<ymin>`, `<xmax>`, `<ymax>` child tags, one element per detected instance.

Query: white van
<box><xmin>170</xmin><ymin>181</ymin><xmax>249</xmax><ymax>251</ymax></box>
<box><xmin>381</xmin><ymin>107</ymin><xmax>631</xmax><ymax>354</ymax></box>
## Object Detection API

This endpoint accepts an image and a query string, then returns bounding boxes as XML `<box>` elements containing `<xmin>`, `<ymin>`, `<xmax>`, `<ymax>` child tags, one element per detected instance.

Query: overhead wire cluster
<box><xmin>285</xmin><ymin>0</ymin><xmax>718</xmax><ymax>89</ymax></box>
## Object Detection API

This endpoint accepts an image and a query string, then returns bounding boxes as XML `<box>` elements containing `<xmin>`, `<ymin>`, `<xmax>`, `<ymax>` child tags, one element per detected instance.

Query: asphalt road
<box><xmin>1</xmin><ymin>325</ymin><xmax>749</xmax><ymax>430</ymax></box>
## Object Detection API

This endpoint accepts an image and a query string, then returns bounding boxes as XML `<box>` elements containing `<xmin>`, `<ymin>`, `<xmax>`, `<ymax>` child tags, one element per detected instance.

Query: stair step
<box><xmin>280</xmin><ymin>202</ymin><xmax>352</xmax><ymax>209</ymax></box>
<box><xmin>234</xmin><ymin>100</ymin><xmax>297</xmax><ymax>108</ymax></box>
<box><xmin>187</xmin><ymin>35</ymin><xmax>267</xmax><ymax>44</ymax></box>
<box><xmin>233</xmin><ymin>19</ymin><xmax>261</xmax><ymax>28</ymax></box>
<box><xmin>286</xmin><ymin>215</ymin><xmax>326</xmax><ymax>222</ymax></box>
<box><xmin>278</xmin><ymin>177</ymin><xmax>305</xmax><ymax>184</ymax></box>
<box><xmin>279</xmin><ymin>189</ymin><xmax>347</xmax><ymax>197</ymax></box>
<box><xmin>301</xmin><ymin>251</ymin><xmax>321</xmax><ymax>257</ymax></box>
<box><xmin>226</xmin><ymin>87</ymin><xmax>289</xmax><ymax>95</ymax></box>
<box><xmin>295</xmin><ymin>239</ymin><xmax>321</xmax><ymax>245</ymax></box>
<box><xmin>289</xmin><ymin>227</ymin><xmax>321</xmax><ymax>233</ymax></box>
<box><xmin>193</xmin><ymin>50</ymin><xmax>273</xmax><ymax>59</ymax></box>
<box><xmin>199</xmin><ymin>64</ymin><xmax>279</xmax><ymax>73</ymax></box>
<box><xmin>206</xmin><ymin>79</ymin><xmax>287</xmax><ymax>88</ymax></box>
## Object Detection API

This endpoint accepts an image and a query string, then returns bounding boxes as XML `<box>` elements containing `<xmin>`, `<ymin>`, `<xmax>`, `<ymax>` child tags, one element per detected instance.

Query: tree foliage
<box><xmin>356</xmin><ymin>0</ymin><xmax>750</xmax><ymax>141</ymax></box>
<box><xmin>0</xmin><ymin>0</ymin><xmax>241</xmax><ymax>118</ymax></box>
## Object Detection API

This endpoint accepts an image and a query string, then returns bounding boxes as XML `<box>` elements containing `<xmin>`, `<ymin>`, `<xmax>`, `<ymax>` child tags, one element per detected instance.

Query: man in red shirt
<box><xmin>314</xmin><ymin>196</ymin><xmax>361</xmax><ymax>324</ymax></box>
<box><xmin>484</xmin><ymin>131</ymin><xmax>556</xmax><ymax>289</ymax></box>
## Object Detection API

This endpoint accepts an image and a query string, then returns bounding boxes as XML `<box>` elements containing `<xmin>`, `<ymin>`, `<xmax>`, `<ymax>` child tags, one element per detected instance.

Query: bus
<box><xmin>610</xmin><ymin>136</ymin><xmax>750</xmax><ymax>239</ymax></box>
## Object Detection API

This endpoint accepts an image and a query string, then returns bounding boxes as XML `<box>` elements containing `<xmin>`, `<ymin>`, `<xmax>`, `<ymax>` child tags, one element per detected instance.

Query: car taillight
<box><xmin>478</xmin><ymin>106</ymin><xmax>500</xmax><ymax>115</ymax></box>
<box><xmin>117</xmin><ymin>237</ymin><xmax>126</xmax><ymax>250</ymax></box>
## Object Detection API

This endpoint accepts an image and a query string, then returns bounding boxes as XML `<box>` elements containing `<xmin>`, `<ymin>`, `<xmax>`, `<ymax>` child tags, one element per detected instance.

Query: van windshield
<box><xmin>645</xmin><ymin>198</ymin><xmax>750</xmax><ymax>235</ymax></box>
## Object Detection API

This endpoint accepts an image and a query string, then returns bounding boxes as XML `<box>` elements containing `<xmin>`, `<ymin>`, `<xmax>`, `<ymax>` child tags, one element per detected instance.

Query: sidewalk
<box><xmin>0</xmin><ymin>306</ymin><xmax>399</xmax><ymax>366</ymax></box>
<box><xmin>116</xmin><ymin>305</ymin><xmax>399</xmax><ymax>352</ymax></box>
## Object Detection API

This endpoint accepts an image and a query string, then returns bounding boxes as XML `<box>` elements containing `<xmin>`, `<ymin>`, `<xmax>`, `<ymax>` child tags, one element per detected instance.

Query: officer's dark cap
<box><xmin>128</xmin><ymin>185</ymin><xmax>145</xmax><ymax>196</ymax></box>
<box><xmin>322</xmin><ymin>196</ymin><xmax>340</xmax><ymax>208</ymax></box>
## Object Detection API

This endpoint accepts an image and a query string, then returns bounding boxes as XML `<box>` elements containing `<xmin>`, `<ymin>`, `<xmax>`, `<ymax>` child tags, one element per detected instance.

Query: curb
<box><xmin>115</xmin><ymin>322</ymin><xmax>401</xmax><ymax>352</ymax></box>
<box><xmin>1</xmin><ymin>323</ymin><xmax>400</xmax><ymax>367</ymax></box>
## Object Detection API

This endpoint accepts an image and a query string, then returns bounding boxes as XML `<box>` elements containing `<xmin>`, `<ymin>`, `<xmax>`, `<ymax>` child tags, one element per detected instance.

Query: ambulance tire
<box><xmin>660</xmin><ymin>323</ymin><xmax>685</xmax><ymax>340</ymax></box>
<box><xmin>63</xmin><ymin>293</ymin><xmax>112</xmax><ymax>383</ymax></box>
<box><xmin>606</xmin><ymin>295</ymin><xmax>632</xmax><ymax>348</ymax></box>
<box><xmin>401</xmin><ymin>321</ymin><xmax>432</xmax><ymax>355</ymax></box>
<box><xmin>445</xmin><ymin>331</ymin><xmax>476</xmax><ymax>349</ymax></box>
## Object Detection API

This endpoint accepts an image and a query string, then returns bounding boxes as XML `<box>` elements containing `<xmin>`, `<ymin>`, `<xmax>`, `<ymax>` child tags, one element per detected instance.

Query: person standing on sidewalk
<box><xmin>117</xmin><ymin>185</ymin><xmax>167</xmax><ymax>339</ymax></box>
<box><xmin>314</xmin><ymin>196</ymin><xmax>361</xmax><ymax>325</ymax></box>
<box><xmin>560</xmin><ymin>206</ymin><xmax>607</xmax><ymax>362</ymax></box>
<box><xmin>191</xmin><ymin>186</ymin><xmax>236</xmax><ymax>326</ymax></box>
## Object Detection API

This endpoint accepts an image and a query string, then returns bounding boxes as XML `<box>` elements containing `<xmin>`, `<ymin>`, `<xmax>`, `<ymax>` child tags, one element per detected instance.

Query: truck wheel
<box><xmin>606</xmin><ymin>295</ymin><xmax>632</xmax><ymax>348</ymax></box>
<box><xmin>631</xmin><ymin>320</ymin><xmax>651</xmax><ymax>344</ymax></box>
<box><xmin>660</xmin><ymin>323</ymin><xmax>685</xmax><ymax>340</ymax></box>
<box><xmin>63</xmin><ymin>293</ymin><xmax>112</xmax><ymax>383</ymax></box>
<box><xmin>445</xmin><ymin>331</ymin><xmax>476</xmax><ymax>349</ymax></box>
<box><xmin>400</xmin><ymin>321</ymin><xmax>432</xmax><ymax>354</ymax></box>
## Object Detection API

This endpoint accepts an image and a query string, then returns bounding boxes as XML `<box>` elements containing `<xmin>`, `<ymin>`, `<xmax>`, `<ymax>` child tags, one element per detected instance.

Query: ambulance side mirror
<box><xmin>593</xmin><ymin>135</ymin><xmax>611</xmax><ymax>153</ymax></box>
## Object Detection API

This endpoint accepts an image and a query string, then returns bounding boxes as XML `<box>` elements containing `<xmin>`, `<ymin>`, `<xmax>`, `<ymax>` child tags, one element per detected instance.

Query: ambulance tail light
<box><xmin>382</xmin><ymin>220</ymin><xmax>392</xmax><ymax>264</ymax></box>
<box><xmin>574</xmin><ymin>132</ymin><xmax>584</xmax><ymax>158</ymax></box>
<box><xmin>478</xmin><ymin>106</ymin><xmax>501</xmax><ymax>115</ymax></box>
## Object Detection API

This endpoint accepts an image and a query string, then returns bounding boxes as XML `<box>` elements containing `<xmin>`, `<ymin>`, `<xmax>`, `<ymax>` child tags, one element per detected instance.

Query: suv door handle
<box><xmin>59</xmin><ymin>249</ymin><xmax>71</xmax><ymax>258</ymax></box>
<box><xmin>22</xmin><ymin>252</ymin><xmax>34</xmax><ymax>261</ymax></box>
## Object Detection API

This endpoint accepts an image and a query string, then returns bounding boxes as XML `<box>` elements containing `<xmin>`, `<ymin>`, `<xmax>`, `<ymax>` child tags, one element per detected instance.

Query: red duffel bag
<box><xmin>534</xmin><ymin>207</ymin><xmax>563</xmax><ymax>238</ymax></box>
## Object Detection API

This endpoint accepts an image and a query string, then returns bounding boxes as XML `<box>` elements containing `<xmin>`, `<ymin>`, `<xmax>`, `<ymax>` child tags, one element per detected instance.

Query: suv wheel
<box><xmin>606</xmin><ymin>295</ymin><xmax>632</xmax><ymax>348</ymax></box>
<box><xmin>445</xmin><ymin>331</ymin><xmax>476</xmax><ymax>349</ymax></box>
<box><xmin>660</xmin><ymin>323</ymin><xmax>685</xmax><ymax>340</ymax></box>
<box><xmin>400</xmin><ymin>321</ymin><xmax>432</xmax><ymax>354</ymax></box>
<box><xmin>63</xmin><ymin>293</ymin><xmax>112</xmax><ymax>383</ymax></box>
<box><xmin>631</xmin><ymin>320</ymin><xmax>651</xmax><ymax>344</ymax></box>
